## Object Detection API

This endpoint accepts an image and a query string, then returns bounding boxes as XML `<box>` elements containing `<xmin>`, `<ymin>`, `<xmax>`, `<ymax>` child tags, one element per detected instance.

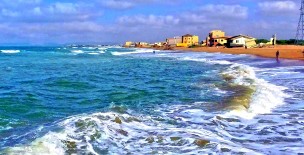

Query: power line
<box><xmin>295</xmin><ymin>0</ymin><xmax>304</xmax><ymax>44</ymax></box>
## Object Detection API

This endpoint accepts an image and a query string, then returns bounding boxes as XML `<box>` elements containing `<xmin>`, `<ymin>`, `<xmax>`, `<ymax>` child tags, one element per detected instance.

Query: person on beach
<box><xmin>276</xmin><ymin>50</ymin><xmax>280</xmax><ymax>61</ymax></box>
<box><xmin>302</xmin><ymin>50</ymin><xmax>304</xmax><ymax>57</ymax></box>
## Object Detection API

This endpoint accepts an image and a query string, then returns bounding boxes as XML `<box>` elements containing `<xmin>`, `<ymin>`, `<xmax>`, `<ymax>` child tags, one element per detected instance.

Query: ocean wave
<box><xmin>88</xmin><ymin>52</ymin><xmax>100</xmax><ymax>55</ymax></box>
<box><xmin>179</xmin><ymin>57</ymin><xmax>233</xmax><ymax>65</ymax></box>
<box><xmin>4</xmin><ymin>112</ymin><xmax>239</xmax><ymax>154</ymax></box>
<box><xmin>70</xmin><ymin>49</ymin><xmax>105</xmax><ymax>55</ymax></box>
<box><xmin>97</xmin><ymin>47</ymin><xmax>107</xmax><ymax>51</ymax></box>
<box><xmin>71</xmin><ymin>50</ymin><xmax>84</xmax><ymax>54</ymax></box>
<box><xmin>84</xmin><ymin>47</ymin><xmax>95</xmax><ymax>50</ymax></box>
<box><xmin>111</xmin><ymin>49</ymin><xmax>158</xmax><ymax>56</ymax></box>
<box><xmin>177</xmin><ymin>54</ymin><xmax>289</xmax><ymax>119</ymax></box>
<box><xmin>0</xmin><ymin>50</ymin><xmax>21</xmax><ymax>54</ymax></box>
<box><xmin>98</xmin><ymin>51</ymin><xmax>105</xmax><ymax>54</ymax></box>
<box><xmin>157</xmin><ymin>54</ymin><xmax>289</xmax><ymax>119</ymax></box>
<box><xmin>220</xmin><ymin>64</ymin><xmax>289</xmax><ymax>119</ymax></box>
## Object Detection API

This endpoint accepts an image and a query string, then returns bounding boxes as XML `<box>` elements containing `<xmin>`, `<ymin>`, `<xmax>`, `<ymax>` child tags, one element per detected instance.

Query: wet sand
<box><xmin>170</xmin><ymin>45</ymin><xmax>304</xmax><ymax>60</ymax></box>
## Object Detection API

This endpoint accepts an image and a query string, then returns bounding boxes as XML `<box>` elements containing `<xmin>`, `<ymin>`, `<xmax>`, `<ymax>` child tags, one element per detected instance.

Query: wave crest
<box><xmin>221</xmin><ymin>64</ymin><xmax>289</xmax><ymax>119</ymax></box>
<box><xmin>5</xmin><ymin>112</ymin><xmax>223</xmax><ymax>154</ymax></box>
<box><xmin>0</xmin><ymin>50</ymin><xmax>20</xmax><ymax>54</ymax></box>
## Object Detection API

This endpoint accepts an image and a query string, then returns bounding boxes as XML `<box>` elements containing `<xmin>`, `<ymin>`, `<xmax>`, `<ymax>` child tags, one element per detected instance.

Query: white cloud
<box><xmin>48</xmin><ymin>3</ymin><xmax>78</xmax><ymax>14</ymax></box>
<box><xmin>33</xmin><ymin>7</ymin><xmax>42</xmax><ymax>15</ymax></box>
<box><xmin>1</xmin><ymin>9</ymin><xmax>19</xmax><ymax>17</ymax></box>
<box><xmin>101</xmin><ymin>0</ymin><xmax>177</xmax><ymax>9</ymax></box>
<box><xmin>200</xmin><ymin>4</ymin><xmax>248</xmax><ymax>19</ymax></box>
<box><xmin>18</xmin><ymin>0</ymin><xmax>41</xmax><ymax>4</ymax></box>
<box><xmin>258</xmin><ymin>1</ymin><xmax>297</xmax><ymax>14</ymax></box>
<box><xmin>118</xmin><ymin>15</ymin><xmax>180</xmax><ymax>26</ymax></box>
<box><xmin>103</xmin><ymin>0</ymin><xmax>134</xmax><ymax>9</ymax></box>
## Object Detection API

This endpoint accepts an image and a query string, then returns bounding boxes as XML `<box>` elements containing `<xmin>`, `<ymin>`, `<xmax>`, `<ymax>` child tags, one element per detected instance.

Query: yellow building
<box><xmin>207</xmin><ymin>30</ymin><xmax>228</xmax><ymax>46</ymax></box>
<box><xmin>182</xmin><ymin>34</ymin><xmax>199</xmax><ymax>46</ymax></box>
<box><xmin>124</xmin><ymin>41</ymin><xmax>133</xmax><ymax>47</ymax></box>
<box><xmin>176</xmin><ymin>43</ymin><xmax>189</xmax><ymax>47</ymax></box>
<box><xmin>209</xmin><ymin>30</ymin><xmax>225</xmax><ymax>38</ymax></box>
<box><xmin>209</xmin><ymin>36</ymin><xmax>229</xmax><ymax>46</ymax></box>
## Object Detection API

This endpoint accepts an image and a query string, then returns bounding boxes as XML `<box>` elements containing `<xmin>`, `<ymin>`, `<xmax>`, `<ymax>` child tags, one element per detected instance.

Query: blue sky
<box><xmin>0</xmin><ymin>0</ymin><xmax>300</xmax><ymax>45</ymax></box>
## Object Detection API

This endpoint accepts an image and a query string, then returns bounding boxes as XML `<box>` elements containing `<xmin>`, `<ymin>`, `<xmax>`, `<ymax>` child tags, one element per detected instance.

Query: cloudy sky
<box><xmin>0</xmin><ymin>0</ymin><xmax>300</xmax><ymax>45</ymax></box>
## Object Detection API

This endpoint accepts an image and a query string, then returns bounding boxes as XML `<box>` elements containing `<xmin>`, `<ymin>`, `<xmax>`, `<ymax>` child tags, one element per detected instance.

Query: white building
<box><xmin>228</xmin><ymin>35</ymin><xmax>256</xmax><ymax>47</ymax></box>
<box><xmin>166</xmin><ymin>37</ymin><xmax>182</xmax><ymax>46</ymax></box>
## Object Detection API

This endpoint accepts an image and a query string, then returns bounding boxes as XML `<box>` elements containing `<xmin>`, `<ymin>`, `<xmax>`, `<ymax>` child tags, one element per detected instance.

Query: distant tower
<box><xmin>295</xmin><ymin>0</ymin><xmax>304</xmax><ymax>44</ymax></box>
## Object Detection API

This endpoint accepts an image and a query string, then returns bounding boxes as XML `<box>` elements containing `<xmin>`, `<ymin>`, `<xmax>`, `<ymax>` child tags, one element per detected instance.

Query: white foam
<box><xmin>98</xmin><ymin>51</ymin><xmax>105</xmax><ymax>54</ymax></box>
<box><xmin>0</xmin><ymin>50</ymin><xmax>20</xmax><ymax>54</ymax></box>
<box><xmin>108</xmin><ymin>45</ymin><xmax>122</xmax><ymax>49</ymax></box>
<box><xmin>221</xmin><ymin>64</ymin><xmax>289</xmax><ymax>119</ymax></box>
<box><xmin>147</xmin><ymin>52</ymin><xmax>289</xmax><ymax>119</ymax></box>
<box><xmin>6</xmin><ymin>112</ymin><xmax>231</xmax><ymax>154</ymax></box>
<box><xmin>111</xmin><ymin>49</ymin><xmax>158</xmax><ymax>56</ymax></box>
<box><xmin>85</xmin><ymin>47</ymin><xmax>95</xmax><ymax>50</ymax></box>
<box><xmin>180</xmin><ymin>57</ymin><xmax>233</xmax><ymax>65</ymax></box>
<box><xmin>97</xmin><ymin>47</ymin><xmax>107</xmax><ymax>51</ymax></box>
<box><xmin>71</xmin><ymin>50</ymin><xmax>84</xmax><ymax>54</ymax></box>
<box><xmin>88</xmin><ymin>52</ymin><xmax>99</xmax><ymax>55</ymax></box>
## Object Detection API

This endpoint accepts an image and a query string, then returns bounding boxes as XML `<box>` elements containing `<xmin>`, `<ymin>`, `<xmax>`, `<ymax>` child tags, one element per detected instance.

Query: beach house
<box><xmin>124</xmin><ymin>41</ymin><xmax>133</xmax><ymax>47</ymax></box>
<box><xmin>209</xmin><ymin>30</ymin><xmax>225</xmax><ymax>38</ymax></box>
<box><xmin>177</xmin><ymin>34</ymin><xmax>199</xmax><ymax>47</ymax></box>
<box><xmin>207</xmin><ymin>30</ymin><xmax>228</xmax><ymax>46</ymax></box>
<box><xmin>135</xmin><ymin>42</ymin><xmax>150</xmax><ymax>47</ymax></box>
<box><xmin>166</xmin><ymin>37</ymin><xmax>182</xmax><ymax>46</ymax></box>
<box><xmin>227</xmin><ymin>35</ymin><xmax>256</xmax><ymax>48</ymax></box>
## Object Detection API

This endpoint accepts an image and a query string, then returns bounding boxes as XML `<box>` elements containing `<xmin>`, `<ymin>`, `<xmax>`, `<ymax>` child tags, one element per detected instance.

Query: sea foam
<box><xmin>111</xmin><ymin>49</ymin><xmax>158</xmax><ymax>56</ymax></box>
<box><xmin>71</xmin><ymin>50</ymin><xmax>84</xmax><ymax>54</ymax></box>
<box><xmin>0</xmin><ymin>50</ymin><xmax>20</xmax><ymax>54</ymax></box>
<box><xmin>221</xmin><ymin>64</ymin><xmax>289</xmax><ymax>119</ymax></box>
<box><xmin>175</xmin><ymin>56</ymin><xmax>289</xmax><ymax>119</ymax></box>
<box><xmin>4</xmin><ymin>112</ymin><xmax>236</xmax><ymax>154</ymax></box>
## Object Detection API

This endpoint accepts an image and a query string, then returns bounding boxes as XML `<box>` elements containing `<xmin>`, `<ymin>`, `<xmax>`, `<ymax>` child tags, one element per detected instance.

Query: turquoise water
<box><xmin>0</xmin><ymin>46</ymin><xmax>303</xmax><ymax>154</ymax></box>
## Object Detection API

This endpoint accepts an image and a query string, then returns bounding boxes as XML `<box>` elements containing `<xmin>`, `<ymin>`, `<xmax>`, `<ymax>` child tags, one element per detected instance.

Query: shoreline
<box><xmin>153</xmin><ymin>45</ymin><xmax>304</xmax><ymax>61</ymax></box>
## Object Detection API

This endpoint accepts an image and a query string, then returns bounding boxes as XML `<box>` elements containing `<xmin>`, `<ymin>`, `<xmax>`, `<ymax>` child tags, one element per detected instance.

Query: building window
<box><xmin>236</xmin><ymin>40</ymin><xmax>239</xmax><ymax>43</ymax></box>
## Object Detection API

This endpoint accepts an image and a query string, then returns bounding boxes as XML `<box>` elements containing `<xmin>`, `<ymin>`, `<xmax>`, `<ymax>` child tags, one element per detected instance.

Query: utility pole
<box><xmin>295</xmin><ymin>0</ymin><xmax>304</xmax><ymax>45</ymax></box>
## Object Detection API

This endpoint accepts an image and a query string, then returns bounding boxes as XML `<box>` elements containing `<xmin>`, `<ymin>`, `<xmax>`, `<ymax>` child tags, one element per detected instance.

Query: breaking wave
<box><xmin>175</xmin><ymin>56</ymin><xmax>289</xmax><ymax>119</ymax></box>
<box><xmin>111</xmin><ymin>49</ymin><xmax>158</xmax><ymax>56</ymax></box>
<box><xmin>220</xmin><ymin>64</ymin><xmax>289</xmax><ymax>119</ymax></box>
<box><xmin>0</xmin><ymin>50</ymin><xmax>20</xmax><ymax>54</ymax></box>
<box><xmin>71</xmin><ymin>50</ymin><xmax>105</xmax><ymax>55</ymax></box>
<box><xmin>4</xmin><ymin>112</ymin><xmax>234</xmax><ymax>154</ymax></box>
<box><xmin>71</xmin><ymin>50</ymin><xmax>84</xmax><ymax>54</ymax></box>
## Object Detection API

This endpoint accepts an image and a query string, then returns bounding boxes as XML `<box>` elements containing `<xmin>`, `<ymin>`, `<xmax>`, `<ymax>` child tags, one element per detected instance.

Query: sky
<box><xmin>0</xmin><ymin>0</ymin><xmax>301</xmax><ymax>45</ymax></box>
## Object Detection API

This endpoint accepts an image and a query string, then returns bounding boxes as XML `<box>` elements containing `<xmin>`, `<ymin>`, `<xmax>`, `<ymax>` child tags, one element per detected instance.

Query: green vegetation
<box><xmin>256</xmin><ymin>39</ymin><xmax>304</xmax><ymax>45</ymax></box>
<box><xmin>276</xmin><ymin>39</ymin><xmax>297</xmax><ymax>45</ymax></box>
<box><xmin>255</xmin><ymin>39</ymin><xmax>269</xmax><ymax>44</ymax></box>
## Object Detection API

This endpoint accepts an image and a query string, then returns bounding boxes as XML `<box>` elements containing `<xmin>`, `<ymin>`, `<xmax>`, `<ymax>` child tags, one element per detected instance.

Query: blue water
<box><xmin>0</xmin><ymin>46</ymin><xmax>303</xmax><ymax>154</ymax></box>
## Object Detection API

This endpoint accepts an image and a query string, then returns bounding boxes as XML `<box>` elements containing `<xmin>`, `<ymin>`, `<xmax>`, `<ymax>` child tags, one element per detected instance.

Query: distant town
<box><xmin>124</xmin><ymin>30</ymin><xmax>278</xmax><ymax>49</ymax></box>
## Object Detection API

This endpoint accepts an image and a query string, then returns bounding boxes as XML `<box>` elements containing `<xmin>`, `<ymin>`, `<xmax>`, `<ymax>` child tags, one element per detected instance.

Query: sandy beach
<box><xmin>165</xmin><ymin>45</ymin><xmax>304</xmax><ymax>60</ymax></box>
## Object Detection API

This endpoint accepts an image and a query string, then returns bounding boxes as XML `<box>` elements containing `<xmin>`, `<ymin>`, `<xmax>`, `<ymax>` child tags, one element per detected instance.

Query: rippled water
<box><xmin>0</xmin><ymin>46</ymin><xmax>303</xmax><ymax>154</ymax></box>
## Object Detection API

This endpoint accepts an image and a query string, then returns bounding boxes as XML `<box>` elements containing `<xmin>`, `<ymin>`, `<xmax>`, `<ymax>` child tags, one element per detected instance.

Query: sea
<box><xmin>0</xmin><ymin>46</ymin><xmax>303</xmax><ymax>154</ymax></box>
